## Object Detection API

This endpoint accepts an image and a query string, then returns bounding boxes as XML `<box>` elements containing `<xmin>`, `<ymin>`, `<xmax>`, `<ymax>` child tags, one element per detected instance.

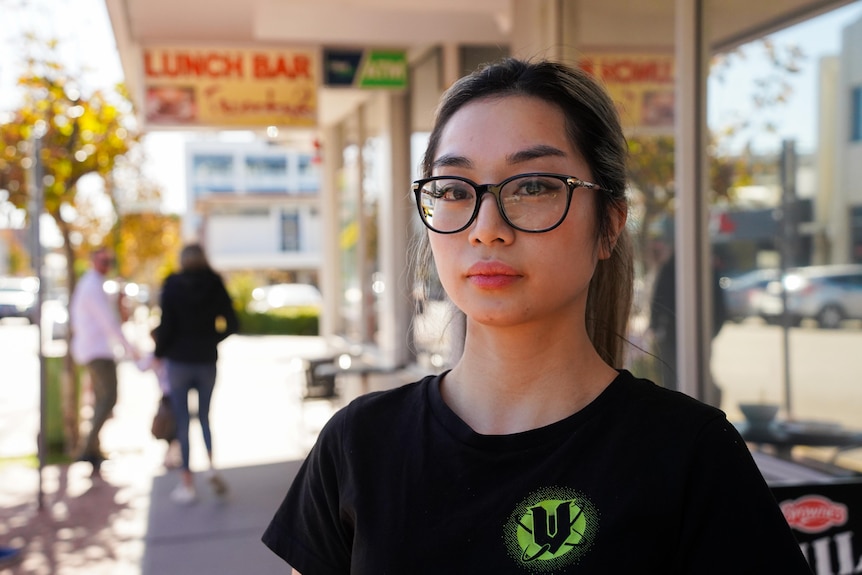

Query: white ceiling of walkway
<box><xmin>105</xmin><ymin>0</ymin><xmax>853</xmax><ymax>128</ymax></box>
<box><xmin>107</xmin><ymin>0</ymin><xmax>853</xmax><ymax>49</ymax></box>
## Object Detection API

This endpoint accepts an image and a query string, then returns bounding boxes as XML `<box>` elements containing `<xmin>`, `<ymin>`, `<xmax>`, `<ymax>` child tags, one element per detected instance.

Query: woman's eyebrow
<box><xmin>432</xmin><ymin>145</ymin><xmax>567</xmax><ymax>170</ymax></box>
<box><xmin>507</xmin><ymin>144</ymin><xmax>568</xmax><ymax>164</ymax></box>
<box><xmin>431</xmin><ymin>154</ymin><xmax>473</xmax><ymax>170</ymax></box>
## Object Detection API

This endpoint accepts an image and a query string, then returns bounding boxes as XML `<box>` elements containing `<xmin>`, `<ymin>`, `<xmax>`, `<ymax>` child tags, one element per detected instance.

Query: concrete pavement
<box><xmin>142</xmin><ymin>460</ymin><xmax>302</xmax><ymax>574</ymax></box>
<box><xmin>0</xmin><ymin>328</ymin><xmax>416</xmax><ymax>575</ymax></box>
<box><xmin>4</xmin><ymin>319</ymin><xmax>861</xmax><ymax>574</ymax></box>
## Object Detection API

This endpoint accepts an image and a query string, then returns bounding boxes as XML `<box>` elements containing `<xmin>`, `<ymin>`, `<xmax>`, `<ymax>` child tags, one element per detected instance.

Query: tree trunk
<box><xmin>57</xmin><ymin>215</ymin><xmax>80</xmax><ymax>456</ymax></box>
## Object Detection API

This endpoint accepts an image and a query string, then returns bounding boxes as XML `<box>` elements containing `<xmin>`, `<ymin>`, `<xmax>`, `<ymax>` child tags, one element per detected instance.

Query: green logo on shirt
<box><xmin>504</xmin><ymin>487</ymin><xmax>598</xmax><ymax>572</ymax></box>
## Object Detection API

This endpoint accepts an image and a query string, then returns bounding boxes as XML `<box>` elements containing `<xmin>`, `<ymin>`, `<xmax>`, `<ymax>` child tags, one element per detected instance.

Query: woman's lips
<box><xmin>466</xmin><ymin>262</ymin><xmax>522</xmax><ymax>289</ymax></box>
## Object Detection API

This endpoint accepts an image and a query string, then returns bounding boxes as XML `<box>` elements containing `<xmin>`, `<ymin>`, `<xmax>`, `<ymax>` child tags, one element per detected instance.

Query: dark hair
<box><xmin>90</xmin><ymin>247</ymin><xmax>113</xmax><ymax>262</ymax></box>
<box><xmin>416</xmin><ymin>58</ymin><xmax>633</xmax><ymax>366</ymax></box>
<box><xmin>179</xmin><ymin>243</ymin><xmax>211</xmax><ymax>273</ymax></box>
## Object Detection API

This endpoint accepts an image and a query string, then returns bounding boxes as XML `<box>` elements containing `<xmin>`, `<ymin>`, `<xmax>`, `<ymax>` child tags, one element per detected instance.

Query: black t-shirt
<box><xmin>263</xmin><ymin>370</ymin><xmax>812</xmax><ymax>574</ymax></box>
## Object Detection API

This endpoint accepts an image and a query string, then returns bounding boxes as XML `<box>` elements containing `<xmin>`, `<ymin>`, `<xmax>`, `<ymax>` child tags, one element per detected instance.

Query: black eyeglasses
<box><xmin>412</xmin><ymin>172</ymin><xmax>604</xmax><ymax>234</ymax></box>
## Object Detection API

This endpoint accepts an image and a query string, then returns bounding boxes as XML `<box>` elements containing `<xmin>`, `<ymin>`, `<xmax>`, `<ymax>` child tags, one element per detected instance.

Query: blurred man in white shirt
<box><xmin>70</xmin><ymin>247</ymin><xmax>137</xmax><ymax>477</ymax></box>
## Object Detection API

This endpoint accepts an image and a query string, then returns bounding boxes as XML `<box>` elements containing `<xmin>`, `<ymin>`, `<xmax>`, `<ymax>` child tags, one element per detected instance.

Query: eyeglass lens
<box><xmin>417</xmin><ymin>174</ymin><xmax>570</xmax><ymax>232</ymax></box>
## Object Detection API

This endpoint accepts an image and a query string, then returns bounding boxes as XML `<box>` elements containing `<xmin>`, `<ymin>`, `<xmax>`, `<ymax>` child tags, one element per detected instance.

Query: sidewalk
<box><xmin>0</xmin><ymin>333</ymin><xmax>414</xmax><ymax>575</ymax></box>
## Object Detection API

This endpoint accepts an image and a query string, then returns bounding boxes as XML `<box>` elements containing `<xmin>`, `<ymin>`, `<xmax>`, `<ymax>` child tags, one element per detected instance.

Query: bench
<box><xmin>303</xmin><ymin>356</ymin><xmax>339</xmax><ymax>399</ymax></box>
<box><xmin>302</xmin><ymin>354</ymin><xmax>407</xmax><ymax>400</ymax></box>
<box><xmin>739</xmin><ymin>420</ymin><xmax>862</xmax><ymax>463</ymax></box>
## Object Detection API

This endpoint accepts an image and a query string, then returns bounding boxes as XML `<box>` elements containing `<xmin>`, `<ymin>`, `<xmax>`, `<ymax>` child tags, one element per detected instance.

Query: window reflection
<box><xmin>708</xmin><ymin>2</ymin><xmax>862</xmax><ymax>472</ymax></box>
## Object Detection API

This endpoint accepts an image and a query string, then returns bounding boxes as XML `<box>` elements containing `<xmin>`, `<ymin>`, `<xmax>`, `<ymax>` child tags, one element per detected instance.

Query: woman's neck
<box><xmin>441</xmin><ymin>320</ymin><xmax>618</xmax><ymax>435</ymax></box>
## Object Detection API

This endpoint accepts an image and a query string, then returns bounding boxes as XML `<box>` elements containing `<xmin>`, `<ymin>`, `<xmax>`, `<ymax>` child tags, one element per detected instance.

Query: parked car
<box><xmin>719</xmin><ymin>268</ymin><xmax>779</xmax><ymax>322</ymax></box>
<box><xmin>757</xmin><ymin>264</ymin><xmax>862</xmax><ymax>329</ymax></box>
<box><xmin>0</xmin><ymin>276</ymin><xmax>39</xmax><ymax>324</ymax></box>
<box><xmin>248</xmin><ymin>283</ymin><xmax>323</xmax><ymax>313</ymax></box>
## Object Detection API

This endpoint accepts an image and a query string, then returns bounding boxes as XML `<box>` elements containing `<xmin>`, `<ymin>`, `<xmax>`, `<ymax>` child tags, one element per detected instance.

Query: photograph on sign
<box><xmin>145</xmin><ymin>86</ymin><xmax>197</xmax><ymax>124</ymax></box>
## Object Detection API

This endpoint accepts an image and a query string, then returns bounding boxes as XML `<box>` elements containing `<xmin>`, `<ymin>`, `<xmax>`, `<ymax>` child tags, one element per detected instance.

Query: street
<box><xmin>713</xmin><ymin>321</ymin><xmax>862</xmax><ymax>429</ymax></box>
<box><xmin>0</xmin><ymin>319</ymin><xmax>337</xmax><ymax>468</ymax></box>
<box><xmin>3</xmin><ymin>317</ymin><xmax>861</xmax><ymax>472</ymax></box>
<box><xmin>0</xmin><ymin>320</ymin><xmax>343</xmax><ymax>575</ymax></box>
<box><xmin>712</xmin><ymin>320</ymin><xmax>862</xmax><ymax>471</ymax></box>
<box><xmin>0</xmin><ymin>321</ymin><xmax>41</xmax><ymax>460</ymax></box>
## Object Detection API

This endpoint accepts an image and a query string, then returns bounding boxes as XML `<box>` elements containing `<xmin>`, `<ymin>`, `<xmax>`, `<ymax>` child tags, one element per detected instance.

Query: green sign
<box><xmin>357</xmin><ymin>51</ymin><xmax>408</xmax><ymax>89</ymax></box>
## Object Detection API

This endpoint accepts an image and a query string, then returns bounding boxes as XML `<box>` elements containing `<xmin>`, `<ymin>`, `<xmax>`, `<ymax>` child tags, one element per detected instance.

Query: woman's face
<box><xmin>428</xmin><ymin>95</ymin><xmax>619</xmax><ymax>329</ymax></box>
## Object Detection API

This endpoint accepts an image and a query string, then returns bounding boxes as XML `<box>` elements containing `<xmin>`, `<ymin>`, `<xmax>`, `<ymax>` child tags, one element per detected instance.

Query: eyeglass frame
<box><xmin>411</xmin><ymin>172</ymin><xmax>606</xmax><ymax>234</ymax></box>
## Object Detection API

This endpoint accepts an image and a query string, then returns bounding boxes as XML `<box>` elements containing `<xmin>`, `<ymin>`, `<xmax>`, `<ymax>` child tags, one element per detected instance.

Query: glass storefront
<box><xmin>335</xmin><ymin>104</ymin><xmax>385</xmax><ymax>347</ymax></box>
<box><xmin>703</xmin><ymin>2</ymin><xmax>862</xmax><ymax>472</ymax></box>
<box><xmin>403</xmin><ymin>6</ymin><xmax>862</xmax><ymax>474</ymax></box>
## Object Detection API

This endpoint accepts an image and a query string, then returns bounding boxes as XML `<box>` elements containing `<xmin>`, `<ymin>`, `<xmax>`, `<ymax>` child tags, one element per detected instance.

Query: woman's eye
<box><xmin>432</xmin><ymin>183</ymin><xmax>473</xmax><ymax>201</ymax></box>
<box><xmin>514</xmin><ymin>179</ymin><xmax>553</xmax><ymax>196</ymax></box>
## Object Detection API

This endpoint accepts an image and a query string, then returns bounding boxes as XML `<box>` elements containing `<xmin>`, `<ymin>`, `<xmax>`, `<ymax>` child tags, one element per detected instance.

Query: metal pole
<box><xmin>29</xmin><ymin>132</ymin><xmax>47</xmax><ymax>509</ymax></box>
<box><xmin>674</xmin><ymin>0</ymin><xmax>709</xmax><ymax>400</ymax></box>
<box><xmin>779</xmin><ymin>139</ymin><xmax>797</xmax><ymax>418</ymax></box>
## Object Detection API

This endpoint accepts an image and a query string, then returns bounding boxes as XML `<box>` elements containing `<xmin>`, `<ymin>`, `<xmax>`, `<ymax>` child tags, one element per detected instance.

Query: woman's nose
<box><xmin>469</xmin><ymin>193</ymin><xmax>514</xmax><ymax>244</ymax></box>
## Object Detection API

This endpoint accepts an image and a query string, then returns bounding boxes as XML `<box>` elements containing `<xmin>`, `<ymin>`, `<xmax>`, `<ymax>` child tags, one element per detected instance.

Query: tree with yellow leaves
<box><xmin>0</xmin><ymin>35</ymin><xmax>138</xmax><ymax>290</ymax></box>
<box><xmin>0</xmin><ymin>35</ymin><xmax>153</xmax><ymax>454</ymax></box>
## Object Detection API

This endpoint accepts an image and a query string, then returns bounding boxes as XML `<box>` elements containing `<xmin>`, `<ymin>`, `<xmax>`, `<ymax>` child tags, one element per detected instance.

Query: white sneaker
<box><xmin>170</xmin><ymin>483</ymin><xmax>196</xmax><ymax>504</ymax></box>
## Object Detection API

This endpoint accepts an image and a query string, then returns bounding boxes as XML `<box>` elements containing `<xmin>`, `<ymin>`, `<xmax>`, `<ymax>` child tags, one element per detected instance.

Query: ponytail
<box><xmin>586</xmin><ymin>226</ymin><xmax>634</xmax><ymax>367</ymax></box>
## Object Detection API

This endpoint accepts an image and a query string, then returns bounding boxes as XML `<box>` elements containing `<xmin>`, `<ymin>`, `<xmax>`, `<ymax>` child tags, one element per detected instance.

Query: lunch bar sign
<box><xmin>142</xmin><ymin>46</ymin><xmax>318</xmax><ymax>128</ymax></box>
<box><xmin>772</xmin><ymin>479</ymin><xmax>862</xmax><ymax>573</ymax></box>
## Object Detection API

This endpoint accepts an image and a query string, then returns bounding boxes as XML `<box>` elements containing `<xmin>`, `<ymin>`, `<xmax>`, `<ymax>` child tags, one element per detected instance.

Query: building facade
<box><xmin>816</xmin><ymin>14</ymin><xmax>862</xmax><ymax>265</ymax></box>
<box><xmin>185</xmin><ymin>140</ymin><xmax>323</xmax><ymax>284</ymax></box>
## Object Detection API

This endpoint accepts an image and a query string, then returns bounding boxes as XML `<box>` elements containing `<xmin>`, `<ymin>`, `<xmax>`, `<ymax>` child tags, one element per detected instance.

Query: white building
<box><xmin>185</xmin><ymin>140</ymin><xmax>323</xmax><ymax>283</ymax></box>
<box><xmin>818</xmin><ymin>15</ymin><xmax>862</xmax><ymax>264</ymax></box>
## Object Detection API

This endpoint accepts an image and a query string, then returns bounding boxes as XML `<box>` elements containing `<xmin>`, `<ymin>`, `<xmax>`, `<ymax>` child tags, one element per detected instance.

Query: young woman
<box><xmin>155</xmin><ymin>243</ymin><xmax>239</xmax><ymax>503</ymax></box>
<box><xmin>263</xmin><ymin>58</ymin><xmax>812</xmax><ymax>574</ymax></box>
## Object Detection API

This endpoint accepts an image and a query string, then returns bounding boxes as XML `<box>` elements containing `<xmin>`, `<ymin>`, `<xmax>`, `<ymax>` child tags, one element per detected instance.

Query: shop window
<box><xmin>247</xmin><ymin>155</ymin><xmax>288</xmax><ymax>193</ymax></box>
<box><xmin>246</xmin><ymin>155</ymin><xmax>286</xmax><ymax>174</ymax></box>
<box><xmin>704</xmin><ymin>3</ymin><xmax>862</xmax><ymax>481</ymax></box>
<box><xmin>193</xmin><ymin>154</ymin><xmax>233</xmax><ymax>176</ymax></box>
<box><xmin>852</xmin><ymin>86</ymin><xmax>862</xmax><ymax>142</ymax></box>
<box><xmin>297</xmin><ymin>154</ymin><xmax>312</xmax><ymax>176</ymax></box>
<box><xmin>297</xmin><ymin>154</ymin><xmax>319</xmax><ymax>192</ymax></box>
<box><xmin>191</xmin><ymin>154</ymin><xmax>234</xmax><ymax>196</ymax></box>
<box><xmin>281</xmin><ymin>212</ymin><xmax>300</xmax><ymax>252</ymax></box>
<box><xmin>192</xmin><ymin>184</ymin><xmax>232</xmax><ymax>195</ymax></box>
<box><xmin>851</xmin><ymin>206</ymin><xmax>862</xmax><ymax>263</ymax></box>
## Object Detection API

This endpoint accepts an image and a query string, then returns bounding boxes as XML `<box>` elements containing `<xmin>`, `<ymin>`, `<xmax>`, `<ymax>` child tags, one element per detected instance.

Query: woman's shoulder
<box><xmin>345</xmin><ymin>375</ymin><xmax>434</xmax><ymax>415</ymax></box>
<box><xmin>319</xmin><ymin>375</ymin><xmax>436</xmax><ymax>437</ymax></box>
<box><xmin>607</xmin><ymin>370</ymin><xmax>727</xmax><ymax>431</ymax></box>
<box><xmin>161</xmin><ymin>270</ymin><xmax>223</xmax><ymax>296</ymax></box>
<box><xmin>614</xmin><ymin>369</ymin><xmax>719</xmax><ymax>405</ymax></box>
<box><xmin>161</xmin><ymin>272</ymin><xmax>183</xmax><ymax>288</ymax></box>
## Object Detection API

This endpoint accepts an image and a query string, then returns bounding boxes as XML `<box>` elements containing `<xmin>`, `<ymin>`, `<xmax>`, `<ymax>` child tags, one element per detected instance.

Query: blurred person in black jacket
<box><xmin>154</xmin><ymin>243</ymin><xmax>239</xmax><ymax>504</ymax></box>
<box><xmin>649</xmin><ymin>249</ymin><xmax>727</xmax><ymax>407</ymax></box>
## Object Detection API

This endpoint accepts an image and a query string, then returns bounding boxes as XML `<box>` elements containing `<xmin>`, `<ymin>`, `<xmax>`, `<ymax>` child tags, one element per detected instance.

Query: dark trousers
<box><xmin>80</xmin><ymin>358</ymin><xmax>118</xmax><ymax>457</ymax></box>
<box><xmin>166</xmin><ymin>360</ymin><xmax>217</xmax><ymax>472</ymax></box>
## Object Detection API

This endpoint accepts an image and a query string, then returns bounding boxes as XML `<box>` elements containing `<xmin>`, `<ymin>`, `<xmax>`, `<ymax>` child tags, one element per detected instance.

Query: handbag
<box><xmin>151</xmin><ymin>395</ymin><xmax>176</xmax><ymax>441</ymax></box>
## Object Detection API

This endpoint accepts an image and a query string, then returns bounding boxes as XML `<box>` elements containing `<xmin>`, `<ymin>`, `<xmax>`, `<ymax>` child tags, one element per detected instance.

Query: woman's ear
<box><xmin>598</xmin><ymin>205</ymin><xmax>628</xmax><ymax>260</ymax></box>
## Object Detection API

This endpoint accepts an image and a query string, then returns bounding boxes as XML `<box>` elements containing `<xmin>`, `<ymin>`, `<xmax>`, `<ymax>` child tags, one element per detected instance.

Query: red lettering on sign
<box><xmin>252</xmin><ymin>54</ymin><xmax>312</xmax><ymax>79</ymax></box>
<box><xmin>145</xmin><ymin>51</ymin><xmax>244</xmax><ymax>79</ymax></box>
<box><xmin>594</xmin><ymin>59</ymin><xmax>673</xmax><ymax>84</ymax></box>
<box><xmin>781</xmin><ymin>495</ymin><xmax>848</xmax><ymax>534</ymax></box>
